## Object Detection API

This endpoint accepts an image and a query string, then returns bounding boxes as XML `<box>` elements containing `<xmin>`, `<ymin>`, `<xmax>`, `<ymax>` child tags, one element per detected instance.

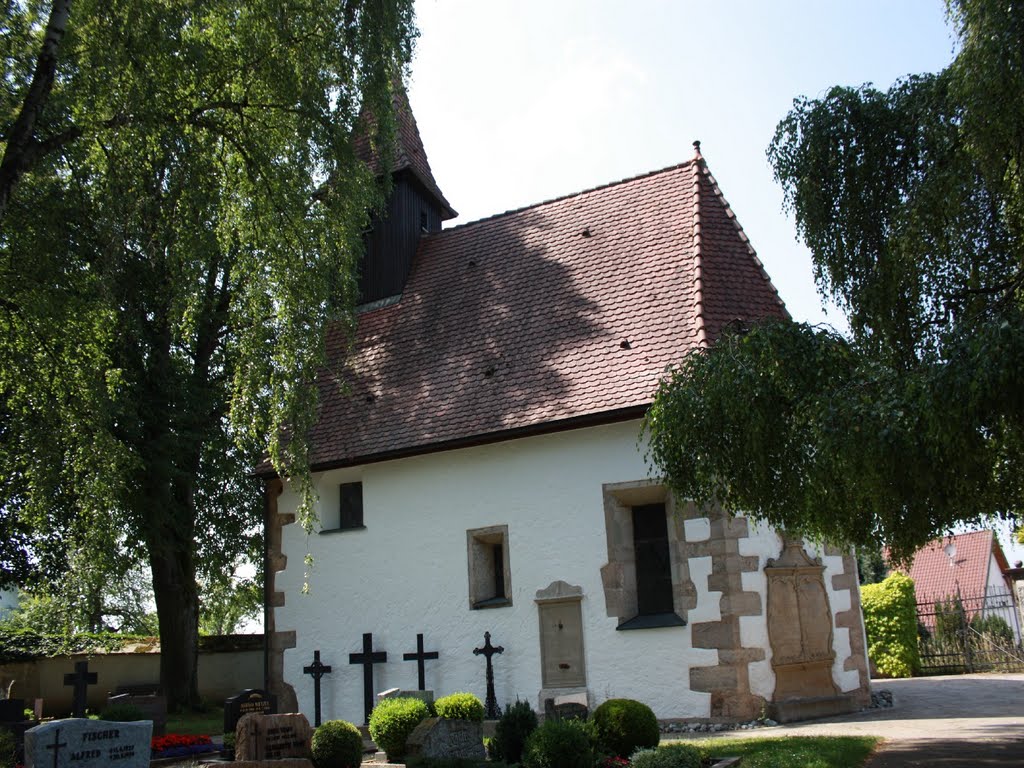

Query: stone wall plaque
<box><xmin>536</xmin><ymin>581</ymin><xmax>586</xmax><ymax>689</ymax></box>
<box><xmin>235</xmin><ymin>712</ymin><xmax>312</xmax><ymax>761</ymax></box>
<box><xmin>24</xmin><ymin>718</ymin><xmax>152</xmax><ymax>768</ymax></box>
<box><xmin>406</xmin><ymin>717</ymin><xmax>485</xmax><ymax>760</ymax></box>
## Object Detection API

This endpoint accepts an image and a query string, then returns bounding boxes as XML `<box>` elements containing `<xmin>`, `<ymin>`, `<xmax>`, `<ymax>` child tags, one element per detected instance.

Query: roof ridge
<box><xmin>698</xmin><ymin>154</ymin><xmax>790</xmax><ymax>318</ymax></box>
<box><xmin>691</xmin><ymin>142</ymin><xmax>709</xmax><ymax>348</ymax></box>
<box><xmin>440</xmin><ymin>159</ymin><xmax>697</xmax><ymax>232</ymax></box>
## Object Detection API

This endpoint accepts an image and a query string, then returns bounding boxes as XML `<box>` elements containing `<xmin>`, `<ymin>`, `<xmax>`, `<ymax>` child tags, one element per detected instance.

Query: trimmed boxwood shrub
<box><xmin>368</xmin><ymin>697</ymin><xmax>431</xmax><ymax>762</ymax></box>
<box><xmin>99</xmin><ymin>702</ymin><xmax>146</xmax><ymax>722</ymax></box>
<box><xmin>434</xmin><ymin>692</ymin><xmax>484</xmax><ymax>722</ymax></box>
<box><xmin>630</xmin><ymin>744</ymin><xmax>702</xmax><ymax>768</ymax></box>
<box><xmin>311</xmin><ymin>719</ymin><xmax>364</xmax><ymax>768</ymax></box>
<box><xmin>521</xmin><ymin>717</ymin><xmax>593</xmax><ymax>768</ymax></box>
<box><xmin>591</xmin><ymin>698</ymin><xmax>659</xmax><ymax>758</ymax></box>
<box><xmin>489</xmin><ymin>699</ymin><xmax>537</xmax><ymax>763</ymax></box>
<box><xmin>861</xmin><ymin>572</ymin><xmax>920</xmax><ymax>678</ymax></box>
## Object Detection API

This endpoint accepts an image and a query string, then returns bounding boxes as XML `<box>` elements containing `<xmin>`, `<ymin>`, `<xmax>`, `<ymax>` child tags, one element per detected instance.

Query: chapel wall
<box><xmin>269</xmin><ymin>419</ymin><xmax>869</xmax><ymax>724</ymax></box>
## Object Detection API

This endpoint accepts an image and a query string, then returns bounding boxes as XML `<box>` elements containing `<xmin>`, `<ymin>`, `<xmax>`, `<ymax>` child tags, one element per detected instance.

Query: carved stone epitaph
<box><xmin>765</xmin><ymin>537</ymin><xmax>837</xmax><ymax>703</ymax></box>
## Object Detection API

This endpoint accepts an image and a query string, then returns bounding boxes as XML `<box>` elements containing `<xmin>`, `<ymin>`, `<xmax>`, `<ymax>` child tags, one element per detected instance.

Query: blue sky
<box><xmin>405</xmin><ymin>1</ymin><xmax>1024</xmax><ymax>563</ymax></box>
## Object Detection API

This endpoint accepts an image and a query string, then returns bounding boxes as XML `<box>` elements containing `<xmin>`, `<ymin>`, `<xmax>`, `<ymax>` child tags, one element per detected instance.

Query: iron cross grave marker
<box><xmin>349</xmin><ymin>632</ymin><xmax>387</xmax><ymax>724</ymax></box>
<box><xmin>63</xmin><ymin>660</ymin><xmax>97</xmax><ymax>718</ymax></box>
<box><xmin>303</xmin><ymin>649</ymin><xmax>333</xmax><ymax>727</ymax></box>
<box><xmin>402</xmin><ymin>633</ymin><xmax>439</xmax><ymax>691</ymax></box>
<box><xmin>473</xmin><ymin>631</ymin><xmax>504</xmax><ymax>719</ymax></box>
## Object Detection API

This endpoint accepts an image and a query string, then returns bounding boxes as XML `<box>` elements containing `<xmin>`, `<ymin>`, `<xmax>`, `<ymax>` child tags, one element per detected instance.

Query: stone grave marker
<box><xmin>24</xmin><ymin>717</ymin><xmax>152</xmax><ymax>768</ymax></box>
<box><xmin>224</xmin><ymin>688</ymin><xmax>278</xmax><ymax>735</ymax></box>
<box><xmin>105</xmin><ymin>691</ymin><xmax>167</xmax><ymax>736</ymax></box>
<box><xmin>235</xmin><ymin>712</ymin><xmax>313</xmax><ymax>762</ymax></box>
<box><xmin>62</xmin><ymin>661</ymin><xmax>97</xmax><ymax>718</ymax></box>
<box><xmin>406</xmin><ymin>717</ymin><xmax>485</xmax><ymax>761</ymax></box>
<box><xmin>376</xmin><ymin>688</ymin><xmax>434</xmax><ymax>706</ymax></box>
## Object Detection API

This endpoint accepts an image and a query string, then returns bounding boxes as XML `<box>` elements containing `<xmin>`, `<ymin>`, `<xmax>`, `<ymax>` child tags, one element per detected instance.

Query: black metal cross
<box><xmin>402</xmin><ymin>633</ymin><xmax>439</xmax><ymax>691</ymax></box>
<box><xmin>348</xmin><ymin>632</ymin><xmax>387</xmax><ymax>724</ymax></box>
<box><xmin>63</xmin><ymin>660</ymin><xmax>97</xmax><ymax>718</ymax></box>
<box><xmin>303</xmin><ymin>649</ymin><xmax>333</xmax><ymax>727</ymax></box>
<box><xmin>473</xmin><ymin>631</ymin><xmax>504</xmax><ymax>719</ymax></box>
<box><xmin>45</xmin><ymin>726</ymin><xmax>67</xmax><ymax>768</ymax></box>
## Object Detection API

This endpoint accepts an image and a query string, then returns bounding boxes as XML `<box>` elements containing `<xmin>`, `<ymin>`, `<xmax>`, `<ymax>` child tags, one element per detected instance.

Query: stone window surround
<box><xmin>467</xmin><ymin>524</ymin><xmax>512</xmax><ymax>609</ymax></box>
<box><xmin>599</xmin><ymin>479</ymin><xmax>694</xmax><ymax>630</ymax></box>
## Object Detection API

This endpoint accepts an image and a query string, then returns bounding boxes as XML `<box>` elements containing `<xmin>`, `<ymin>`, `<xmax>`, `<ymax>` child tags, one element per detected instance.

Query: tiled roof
<box><xmin>903</xmin><ymin>530</ymin><xmax>1011</xmax><ymax>604</ymax></box>
<box><xmin>354</xmin><ymin>87</ymin><xmax>457</xmax><ymax>220</ymax></box>
<box><xmin>301</xmin><ymin>153</ymin><xmax>787</xmax><ymax>471</ymax></box>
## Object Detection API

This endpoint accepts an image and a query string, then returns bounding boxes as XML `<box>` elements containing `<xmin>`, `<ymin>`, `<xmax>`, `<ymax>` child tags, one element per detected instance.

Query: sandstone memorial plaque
<box><xmin>25</xmin><ymin>718</ymin><xmax>152</xmax><ymax>768</ymax></box>
<box><xmin>235</xmin><ymin>712</ymin><xmax>312</xmax><ymax>762</ymax></box>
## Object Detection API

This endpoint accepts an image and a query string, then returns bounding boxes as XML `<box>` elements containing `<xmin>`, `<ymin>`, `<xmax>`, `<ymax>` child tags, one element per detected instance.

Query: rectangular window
<box><xmin>467</xmin><ymin>525</ymin><xmax>512</xmax><ymax>609</ymax></box>
<box><xmin>632</xmin><ymin>503</ymin><xmax>674</xmax><ymax>615</ymax></box>
<box><xmin>338</xmin><ymin>482</ymin><xmax>364</xmax><ymax>530</ymax></box>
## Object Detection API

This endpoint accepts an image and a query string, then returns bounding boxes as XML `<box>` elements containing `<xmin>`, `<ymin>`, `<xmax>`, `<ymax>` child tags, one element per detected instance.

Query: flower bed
<box><xmin>151</xmin><ymin>732</ymin><xmax>218</xmax><ymax>759</ymax></box>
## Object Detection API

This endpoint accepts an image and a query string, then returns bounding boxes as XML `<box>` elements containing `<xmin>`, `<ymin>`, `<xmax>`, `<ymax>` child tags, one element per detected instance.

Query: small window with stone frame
<box><xmin>467</xmin><ymin>525</ymin><xmax>511</xmax><ymax>609</ymax></box>
<box><xmin>320</xmin><ymin>481</ymin><xmax>364</xmax><ymax>533</ymax></box>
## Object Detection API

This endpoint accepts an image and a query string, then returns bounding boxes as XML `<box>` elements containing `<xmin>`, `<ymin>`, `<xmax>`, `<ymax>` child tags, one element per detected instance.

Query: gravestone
<box><xmin>24</xmin><ymin>717</ymin><xmax>152</xmax><ymax>768</ymax></box>
<box><xmin>62</xmin><ymin>661</ymin><xmax>97</xmax><ymax>718</ymax></box>
<box><xmin>302</xmin><ymin>650</ymin><xmax>332</xmax><ymax>727</ymax></box>
<box><xmin>105</xmin><ymin>691</ymin><xmax>167</xmax><ymax>736</ymax></box>
<box><xmin>0</xmin><ymin>698</ymin><xmax>25</xmax><ymax>723</ymax></box>
<box><xmin>224</xmin><ymin>688</ymin><xmax>278</xmax><ymax>735</ymax></box>
<box><xmin>472</xmin><ymin>632</ymin><xmax>503</xmax><ymax>719</ymax></box>
<box><xmin>235</xmin><ymin>712</ymin><xmax>313</xmax><ymax>762</ymax></box>
<box><xmin>406</xmin><ymin>717</ymin><xmax>486</xmax><ymax>761</ymax></box>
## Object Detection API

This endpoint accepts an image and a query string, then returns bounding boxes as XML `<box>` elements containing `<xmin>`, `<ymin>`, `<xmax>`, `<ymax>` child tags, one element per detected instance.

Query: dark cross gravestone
<box><xmin>402</xmin><ymin>633</ymin><xmax>439</xmax><ymax>691</ymax></box>
<box><xmin>349</xmin><ymin>632</ymin><xmax>387</xmax><ymax>724</ymax></box>
<box><xmin>303</xmin><ymin>649</ymin><xmax>333</xmax><ymax>727</ymax></box>
<box><xmin>224</xmin><ymin>688</ymin><xmax>278</xmax><ymax>735</ymax></box>
<box><xmin>472</xmin><ymin>631</ymin><xmax>504</xmax><ymax>719</ymax></box>
<box><xmin>63</xmin><ymin>660</ymin><xmax>97</xmax><ymax>717</ymax></box>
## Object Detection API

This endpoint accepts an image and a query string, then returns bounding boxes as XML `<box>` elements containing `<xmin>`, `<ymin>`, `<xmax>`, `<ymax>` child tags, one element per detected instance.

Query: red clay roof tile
<box><xmin>902</xmin><ymin>530</ymin><xmax>1011</xmax><ymax>604</ymax></box>
<box><xmin>303</xmin><ymin>155</ymin><xmax>787</xmax><ymax>470</ymax></box>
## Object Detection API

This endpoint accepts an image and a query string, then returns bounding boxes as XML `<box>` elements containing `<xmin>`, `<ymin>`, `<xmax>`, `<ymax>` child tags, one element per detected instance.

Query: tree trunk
<box><xmin>149</xmin><ymin>535</ymin><xmax>202</xmax><ymax>710</ymax></box>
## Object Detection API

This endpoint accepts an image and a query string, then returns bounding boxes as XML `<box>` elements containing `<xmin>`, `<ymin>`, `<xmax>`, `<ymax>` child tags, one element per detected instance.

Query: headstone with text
<box><xmin>234</xmin><ymin>712</ymin><xmax>312</xmax><ymax>762</ymax></box>
<box><xmin>24</xmin><ymin>718</ymin><xmax>151</xmax><ymax>768</ymax></box>
<box><xmin>406</xmin><ymin>717</ymin><xmax>485</xmax><ymax>761</ymax></box>
<box><xmin>224</xmin><ymin>688</ymin><xmax>278</xmax><ymax>735</ymax></box>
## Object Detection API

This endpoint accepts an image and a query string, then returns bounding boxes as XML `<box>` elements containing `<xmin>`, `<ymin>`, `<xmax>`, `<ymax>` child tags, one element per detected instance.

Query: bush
<box><xmin>99</xmin><ymin>702</ymin><xmax>146</xmax><ymax>722</ymax></box>
<box><xmin>407</xmin><ymin>759</ymin><xmax>508</xmax><ymax>768</ymax></box>
<box><xmin>368</xmin><ymin>697</ymin><xmax>431</xmax><ymax>762</ymax></box>
<box><xmin>521</xmin><ymin>717</ymin><xmax>593</xmax><ymax>768</ymax></box>
<box><xmin>489</xmin><ymin>699</ymin><xmax>537</xmax><ymax>763</ymax></box>
<box><xmin>591</xmin><ymin>698</ymin><xmax>659</xmax><ymax>758</ymax></box>
<box><xmin>971</xmin><ymin>614</ymin><xmax>1015</xmax><ymax>646</ymax></box>
<box><xmin>0</xmin><ymin>729</ymin><xmax>14</xmax><ymax>768</ymax></box>
<box><xmin>311</xmin><ymin>719</ymin><xmax>363</xmax><ymax>768</ymax></box>
<box><xmin>629</xmin><ymin>744</ymin><xmax>702</xmax><ymax>768</ymax></box>
<box><xmin>861</xmin><ymin>573</ymin><xmax>920</xmax><ymax>677</ymax></box>
<box><xmin>434</xmin><ymin>692</ymin><xmax>484</xmax><ymax>722</ymax></box>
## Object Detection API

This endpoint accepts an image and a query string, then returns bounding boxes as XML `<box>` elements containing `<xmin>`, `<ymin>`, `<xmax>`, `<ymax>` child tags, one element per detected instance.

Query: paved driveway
<box><xmin>698</xmin><ymin>673</ymin><xmax>1024</xmax><ymax>767</ymax></box>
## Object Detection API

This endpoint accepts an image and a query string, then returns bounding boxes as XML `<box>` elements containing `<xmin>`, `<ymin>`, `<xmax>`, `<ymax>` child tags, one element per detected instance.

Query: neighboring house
<box><xmin>259</xmin><ymin>92</ymin><xmax>871</xmax><ymax>726</ymax></box>
<box><xmin>903</xmin><ymin>530</ymin><xmax>1019</xmax><ymax>641</ymax></box>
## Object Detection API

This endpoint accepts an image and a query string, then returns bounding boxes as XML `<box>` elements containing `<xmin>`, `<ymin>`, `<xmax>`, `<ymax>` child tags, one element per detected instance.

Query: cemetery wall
<box><xmin>0</xmin><ymin>644</ymin><xmax>263</xmax><ymax>716</ymax></box>
<box><xmin>273</xmin><ymin>419</ymin><xmax>868</xmax><ymax>723</ymax></box>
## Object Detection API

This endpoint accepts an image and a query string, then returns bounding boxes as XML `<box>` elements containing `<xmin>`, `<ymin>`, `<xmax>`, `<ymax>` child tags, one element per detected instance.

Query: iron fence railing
<box><xmin>915</xmin><ymin>587</ymin><xmax>1024</xmax><ymax>674</ymax></box>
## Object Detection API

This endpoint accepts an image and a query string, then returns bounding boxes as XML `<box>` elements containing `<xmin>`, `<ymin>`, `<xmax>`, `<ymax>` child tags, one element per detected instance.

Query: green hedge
<box><xmin>860</xmin><ymin>572</ymin><xmax>920</xmax><ymax>678</ymax></box>
<box><xmin>433</xmin><ymin>692</ymin><xmax>484</xmax><ymax>722</ymax></box>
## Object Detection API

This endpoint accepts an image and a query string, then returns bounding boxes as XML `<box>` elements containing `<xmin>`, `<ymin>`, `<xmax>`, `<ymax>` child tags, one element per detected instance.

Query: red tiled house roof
<box><xmin>903</xmin><ymin>530</ymin><xmax>1011</xmax><ymax>605</ymax></box>
<box><xmin>303</xmin><ymin>148</ymin><xmax>787</xmax><ymax>471</ymax></box>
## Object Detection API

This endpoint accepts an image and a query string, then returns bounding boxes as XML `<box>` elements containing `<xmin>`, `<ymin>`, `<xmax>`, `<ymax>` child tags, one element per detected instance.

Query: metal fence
<box><xmin>916</xmin><ymin>587</ymin><xmax>1024</xmax><ymax>674</ymax></box>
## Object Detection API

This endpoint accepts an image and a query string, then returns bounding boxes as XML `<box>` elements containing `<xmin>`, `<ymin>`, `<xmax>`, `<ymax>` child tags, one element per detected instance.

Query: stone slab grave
<box><xmin>224</xmin><ymin>687</ymin><xmax>278</xmax><ymax>735</ymax></box>
<box><xmin>24</xmin><ymin>717</ymin><xmax>151</xmax><ymax>768</ymax></box>
<box><xmin>406</xmin><ymin>717</ymin><xmax>485</xmax><ymax>761</ymax></box>
<box><xmin>235</xmin><ymin>712</ymin><xmax>313</xmax><ymax>762</ymax></box>
<box><xmin>106</xmin><ymin>688</ymin><xmax>167</xmax><ymax>736</ymax></box>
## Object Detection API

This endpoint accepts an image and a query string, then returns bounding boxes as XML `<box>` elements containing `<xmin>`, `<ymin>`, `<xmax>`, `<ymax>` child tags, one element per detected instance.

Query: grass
<box><xmin>164</xmin><ymin>705</ymin><xmax>224</xmax><ymax>736</ymax></box>
<box><xmin>677</xmin><ymin>735</ymin><xmax>880</xmax><ymax>768</ymax></box>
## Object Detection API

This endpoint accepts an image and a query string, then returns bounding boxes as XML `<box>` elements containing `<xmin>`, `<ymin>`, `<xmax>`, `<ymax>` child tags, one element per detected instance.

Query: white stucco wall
<box><xmin>275</xmin><ymin>419</ymin><xmax>860</xmax><ymax>723</ymax></box>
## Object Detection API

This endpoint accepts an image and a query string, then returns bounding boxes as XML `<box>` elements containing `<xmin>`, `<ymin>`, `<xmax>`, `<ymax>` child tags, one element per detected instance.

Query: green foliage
<box><xmin>520</xmin><ymin>717</ymin><xmax>593</xmax><ymax>768</ymax></box>
<box><xmin>311</xmin><ymin>719</ymin><xmax>364</xmax><ymax>768</ymax></box>
<box><xmin>0</xmin><ymin>728</ymin><xmax>15</xmax><ymax>768</ymax></box>
<box><xmin>629</xmin><ymin>743</ymin><xmax>702</xmax><ymax>768</ymax></box>
<box><xmin>198</xmin><ymin>575</ymin><xmax>261</xmax><ymax>636</ymax></box>
<box><xmin>99</xmin><ymin>702</ymin><xmax>146</xmax><ymax>722</ymax></box>
<box><xmin>645</xmin><ymin>0</ymin><xmax>1024</xmax><ymax>562</ymax></box>
<box><xmin>407</xmin><ymin>759</ymin><xmax>507</xmax><ymax>768</ymax></box>
<box><xmin>856</xmin><ymin>547</ymin><xmax>888</xmax><ymax>585</ymax></box>
<box><xmin>933</xmin><ymin>596</ymin><xmax>968</xmax><ymax>644</ymax></box>
<box><xmin>0</xmin><ymin>626</ymin><xmax>152</xmax><ymax>663</ymax></box>
<box><xmin>860</xmin><ymin>573</ymin><xmax>920</xmax><ymax>678</ymax></box>
<box><xmin>591</xmin><ymin>698</ymin><xmax>660</xmax><ymax>758</ymax></box>
<box><xmin>433</xmin><ymin>692</ymin><xmax>484</xmax><ymax>722</ymax></box>
<box><xmin>488</xmin><ymin>699</ymin><xmax>537</xmax><ymax>763</ymax></box>
<box><xmin>367</xmin><ymin>697</ymin><xmax>430</xmax><ymax>762</ymax></box>
<box><xmin>970</xmin><ymin>613</ymin><xmax>1015</xmax><ymax>647</ymax></box>
<box><xmin>0</xmin><ymin>0</ymin><xmax>417</xmax><ymax>708</ymax></box>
